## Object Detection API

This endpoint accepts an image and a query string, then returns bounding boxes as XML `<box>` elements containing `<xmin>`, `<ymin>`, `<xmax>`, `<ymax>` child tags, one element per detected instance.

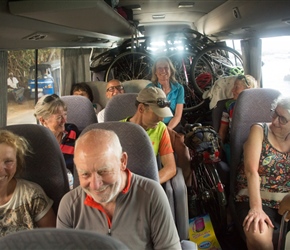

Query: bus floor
<box><xmin>217</xmin><ymin>224</ymin><xmax>247</xmax><ymax>250</ymax></box>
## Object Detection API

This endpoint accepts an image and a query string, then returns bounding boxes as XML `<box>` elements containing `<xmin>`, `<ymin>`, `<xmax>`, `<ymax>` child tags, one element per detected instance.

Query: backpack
<box><xmin>185</xmin><ymin>125</ymin><xmax>220</xmax><ymax>163</ymax></box>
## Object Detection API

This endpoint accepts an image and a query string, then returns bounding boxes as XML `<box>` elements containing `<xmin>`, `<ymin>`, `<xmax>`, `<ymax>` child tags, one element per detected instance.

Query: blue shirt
<box><xmin>146</xmin><ymin>82</ymin><xmax>184</xmax><ymax>124</ymax></box>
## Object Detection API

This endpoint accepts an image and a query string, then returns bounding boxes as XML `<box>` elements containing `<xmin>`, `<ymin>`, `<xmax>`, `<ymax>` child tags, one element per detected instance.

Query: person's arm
<box><xmin>36</xmin><ymin>208</ymin><xmax>56</xmax><ymax>227</ymax></box>
<box><xmin>219</xmin><ymin>122</ymin><xmax>229</xmax><ymax>143</ymax></box>
<box><xmin>242</xmin><ymin>124</ymin><xmax>274</xmax><ymax>233</ymax></box>
<box><xmin>159</xmin><ymin>153</ymin><xmax>176</xmax><ymax>184</ymax></box>
<box><xmin>167</xmin><ymin>103</ymin><xmax>183</xmax><ymax>130</ymax></box>
<box><xmin>278</xmin><ymin>194</ymin><xmax>290</xmax><ymax>221</ymax></box>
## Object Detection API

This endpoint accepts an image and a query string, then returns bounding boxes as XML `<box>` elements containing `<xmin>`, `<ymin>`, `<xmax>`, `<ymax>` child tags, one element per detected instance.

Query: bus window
<box><xmin>7</xmin><ymin>49</ymin><xmax>61</xmax><ymax>126</ymax></box>
<box><xmin>261</xmin><ymin>36</ymin><xmax>290</xmax><ymax>93</ymax></box>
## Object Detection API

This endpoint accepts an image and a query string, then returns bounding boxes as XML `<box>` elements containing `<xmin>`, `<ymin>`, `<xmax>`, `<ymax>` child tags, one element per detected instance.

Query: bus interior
<box><xmin>1</xmin><ymin>0</ymin><xmax>290</xmax><ymax>249</ymax></box>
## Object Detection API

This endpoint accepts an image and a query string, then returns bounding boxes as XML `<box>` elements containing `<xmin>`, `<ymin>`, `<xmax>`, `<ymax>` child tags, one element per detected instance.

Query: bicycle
<box><xmin>89</xmin><ymin>29</ymin><xmax>243</xmax><ymax>116</ymax></box>
<box><xmin>185</xmin><ymin>123</ymin><xmax>227</xmax><ymax>233</ymax></box>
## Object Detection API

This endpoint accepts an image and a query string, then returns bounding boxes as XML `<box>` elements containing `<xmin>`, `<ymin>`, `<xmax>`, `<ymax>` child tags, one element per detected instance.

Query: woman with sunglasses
<box><xmin>219</xmin><ymin>74</ymin><xmax>257</xmax><ymax>163</ymax></box>
<box><xmin>235</xmin><ymin>95</ymin><xmax>290</xmax><ymax>250</ymax></box>
<box><xmin>34</xmin><ymin>94</ymin><xmax>79</xmax><ymax>176</ymax></box>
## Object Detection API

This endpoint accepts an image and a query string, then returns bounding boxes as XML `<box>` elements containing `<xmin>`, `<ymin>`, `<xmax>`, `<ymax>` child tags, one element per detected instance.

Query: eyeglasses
<box><xmin>237</xmin><ymin>75</ymin><xmax>250</xmax><ymax>87</ymax></box>
<box><xmin>271</xmin><ymin>109</ymin><xmax>289</xmax><ymax>125</ymax></box>
<box><xmin>144</xmin><ymin>98</ymin><xmax>171</xmax><ymax>108</ymax></box>
<box><xmin>106</xmin><ymin>85</ymin><xmax>124</xmax><ymax>92</ymax></box>
<box><xmin>42</xmin><ymin>94</ymin><xmax>59</xmax><ymax>104</ymax></box>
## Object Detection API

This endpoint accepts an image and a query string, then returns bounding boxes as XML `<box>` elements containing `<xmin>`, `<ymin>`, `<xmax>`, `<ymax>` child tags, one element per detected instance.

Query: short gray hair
<box><xmin>34</xmin><ymin>94</ymin><xmax>67</xmax><ymax>120</ymax></box>
<box><xmin>271</xmin><ymin>95</ymin><xmax>290</xmax><ymax>114</ymax></box>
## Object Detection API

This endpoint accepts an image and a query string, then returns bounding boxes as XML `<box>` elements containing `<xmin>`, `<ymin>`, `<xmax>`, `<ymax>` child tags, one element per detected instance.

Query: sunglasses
<box><xmin>271</xmin><ymin>109</ymin><xmax>289</xmax><ymax>125</ymax></box>
<box><xmin>42</xmin><ymin>94</ymin><xmax>59</xmax><ymax>104</ymax></box>
<box><xmin>237</xmin><ymin>75</ymin><xmax>250</xmax><ymax>87</ymax></box>
<box><xmin>144</xmin><ymin>98</ymin><xmax>171</xmax><ymax>108</ymax></box>
<box><xmin>106</xmin><ymin>85</ymin><xmax>124</xmax><ymax>92</ymax></box>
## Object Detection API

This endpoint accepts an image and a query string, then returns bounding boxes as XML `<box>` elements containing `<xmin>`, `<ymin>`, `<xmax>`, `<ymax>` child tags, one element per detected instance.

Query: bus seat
<box><xmin>229</xmin><ymin>88</ymin><xmax>281</xmax><ymax>243</ymax></box>
<box><xmin>2</xmin><ymin>124</ymin><xmax>70</xmax><ymax>214</ymax></box>
<box><xmin>61</xmin><ymin>95</ymin><xmax>97</xmax><ymax>131</ymax></box>
<box><xmin>104</xmin><ymin>93</ymin><xmax>138</xmax><ymax>122</ymax></box>
<box><xmin>86</xmin><ymin>81</ymin><xmax>108</xmax><ymax>108</ymax></box>
<box><xmin>102</xmin><ymin>94</ymin><xmax>189</xmax><ymax>241</ymax></box>
<box><xmin>212</xmin><ymin>98</ymin><xmax>230</xmax><ymax>132</ymax></box>
<box><xmin>122</xmin><ymin>79</ymin><xmax>150</xmax><ymax>93</ymax></box>
<box><xmin>0</xmin><ymin>228</ymin><xmax>129</xmax><ymax>249</ymax></box>
<box><xmin>74</xmin><ymin>121</ymin><xmax>159</xmax><ymax>185</ymax></box>
<box><xmin>86</xmin><ymin>80</ymin><xmax>150</xmax><ymax>109</ymax></box>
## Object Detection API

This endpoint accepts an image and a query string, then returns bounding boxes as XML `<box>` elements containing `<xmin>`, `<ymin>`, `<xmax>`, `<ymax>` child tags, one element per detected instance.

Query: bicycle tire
<box><xmin>191</xmin><ymin>45</ymin><xmax>244</xmax><ymax>96</ymax></box>
<box><xmin>168</xmin><ymin>52</ymin><xmax>206</xmax><ymax>113</ymax></box>
<box><xmin>194</xmin><ymin>162</ymin><xmax>227</xmax><ymax>232</ymax></box>
<box><xmin>105</xmin><ymin>51</ymin><xmax>154</xmax><ymax>82</ymax></box>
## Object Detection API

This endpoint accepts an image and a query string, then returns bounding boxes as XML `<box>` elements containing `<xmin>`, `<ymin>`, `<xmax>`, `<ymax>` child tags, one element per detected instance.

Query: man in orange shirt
<box><xmin>121</xmin><ymin>87</ymin><xmax>176</xmax><ymax>184</ymax></box>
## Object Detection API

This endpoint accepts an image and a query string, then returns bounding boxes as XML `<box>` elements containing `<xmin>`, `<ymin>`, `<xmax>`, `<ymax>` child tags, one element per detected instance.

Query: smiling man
<box><xmin>56</xmin><ymin>129</ymin><xmax>181</xmax><ymax>250</ymax></box>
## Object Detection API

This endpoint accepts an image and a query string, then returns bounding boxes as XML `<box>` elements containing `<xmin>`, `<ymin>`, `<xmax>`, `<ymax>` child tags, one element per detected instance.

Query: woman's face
<box><xmin>42</xmin><ymin>106</ymin><xmax>67</xmax><ymax>135</ymax></box>
<box><xmin>270</xmin><ymin>105</ymin><xmax>290</xmax><ymax>131</ymax></box>
<box><xmin>155</xmin><ymin>60</ymin><xmax>171</xmax><ymax>82</ymax></box>
<box><xmin>232</xmin><ymin>80</ymin><xmax>247</xmax><ymax>100</ymax></box>
<box><xmin>0</xmin><ymin>143</ymin><xmax>17</xmax><ymax>188</ymax></box>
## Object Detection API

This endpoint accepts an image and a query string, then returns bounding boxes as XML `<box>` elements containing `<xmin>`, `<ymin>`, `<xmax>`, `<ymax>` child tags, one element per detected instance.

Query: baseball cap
<box><xmin>136</xmin><ymin>87</ymin><xmax>173</xmax><ymax>118</ymax></box>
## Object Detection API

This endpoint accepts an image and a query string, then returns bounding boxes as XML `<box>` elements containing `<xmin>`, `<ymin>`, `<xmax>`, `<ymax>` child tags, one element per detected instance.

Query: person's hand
<box><xmin>278</xmin><ymin>194</ymin><xmax>290</xmax><ymax>221</ymax></box>
<box><xmin>243</xmin><ymin>207</ymin><xmax>274</xmax><ymax>233</ymax></box>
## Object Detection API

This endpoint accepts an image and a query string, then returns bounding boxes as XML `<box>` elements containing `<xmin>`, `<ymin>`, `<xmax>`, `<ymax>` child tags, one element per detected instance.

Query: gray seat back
<box><xmin>0</xmin><ymin>228</ymin><xmax>129</xmax><ymax>249</ymax></box>
<box><xmin>229</xmin><ymin>88</ymin><xmax>281</xmax><ymax>237</ymax></box>
<box><xmin>104</xmin><ymin>93</ymin><xmax>138</xmax><ymax>122</ymax></box>
<box><xmin>212</xmin><ymin>98</ymin><xmax>230</xmax><ymax>132</ymax></box>
<box><xmin>61</xmin><ymin>95</ymin><xmax>97</xmax><ymax>131</ymax></box>
<box><xmin>2</xmin><ymin>124</ymin><xmax>70</xmax><ymax>214</ymax></box>
<box><xmin>73</xmin><ymin>121</ymin><xmax>159</xmax><ymax>187</ymax></box>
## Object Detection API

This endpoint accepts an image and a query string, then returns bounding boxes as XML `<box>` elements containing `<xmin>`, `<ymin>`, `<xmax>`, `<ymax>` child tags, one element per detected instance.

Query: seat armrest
<box><xmin>171</xmin><ymin>167</ymin><xmax>189</xmax><ymax>241</ymax></box>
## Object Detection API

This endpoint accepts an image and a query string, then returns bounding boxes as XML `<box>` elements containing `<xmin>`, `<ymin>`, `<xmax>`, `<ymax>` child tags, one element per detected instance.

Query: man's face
<box><xmin>106</xmin><ymin>81</ymin><xmax>124</xmax><ymax>99</ymax></box>
<box><xmin>142</xmin><ymin>105</ymin><xmax>163</xmax><ymax>129</ymax></box>
<box><xmin>75</xmin><ymin>145</ymin><xmax>126</xmax><ymax>204</ymax></box>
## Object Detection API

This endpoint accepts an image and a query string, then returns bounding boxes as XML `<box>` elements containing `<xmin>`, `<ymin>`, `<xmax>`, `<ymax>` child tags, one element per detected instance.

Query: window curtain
<box><xmin>0</xmin><ymin>50</ymin><xmax>8</xmax><ymax>127</ymax></box>
<box><xmin>61</xmin><ymin>48</ymin><xmax>91</xmax><ymax>95</ymax></box>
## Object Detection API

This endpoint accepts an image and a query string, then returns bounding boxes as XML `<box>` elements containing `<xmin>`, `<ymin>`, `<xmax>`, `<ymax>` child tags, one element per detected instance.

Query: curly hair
<box><xmin>0</xmin><ymin>130</ymin><xmax>30</xmax><ymax>174</ymax></box>
<box><xmin>271</xmin><ymin>95</ymin><xmax>290</xmax><ymax>115</ymax></box>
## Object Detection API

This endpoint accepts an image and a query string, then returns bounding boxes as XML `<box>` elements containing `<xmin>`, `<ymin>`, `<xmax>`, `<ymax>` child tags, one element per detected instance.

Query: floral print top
<box><xmin>235</xmin><ymin>123</ymin><xmax>290</xmax><ymax>209</ymax></box>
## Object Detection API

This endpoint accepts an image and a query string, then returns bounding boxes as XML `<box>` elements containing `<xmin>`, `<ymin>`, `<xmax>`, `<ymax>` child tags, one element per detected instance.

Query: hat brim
<box><xmin>149</xmin><ymin>104</ymin><xmax>173</xmax><ymax>118</ymax></box>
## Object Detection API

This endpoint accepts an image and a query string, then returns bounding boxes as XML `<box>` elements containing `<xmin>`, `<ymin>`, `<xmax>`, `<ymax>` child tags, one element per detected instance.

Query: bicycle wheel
<box><xmin>191</xmin><ymin>45</ymin><xmax>244</xmax><ymax>96</ymax></box>
<box><xmin>105</xmin><ymin>51</ymin><xmax>154</xmax><ymax>82</ymax></box>
<box><xmin>169</xmin><ymin>52</ymin><xmax>206</xmax><ymax>113</ymax></box>
<box><xmin>195</xmin><ymin>162</ymin><xmax>227</xmax><ymax>232</ymax></box>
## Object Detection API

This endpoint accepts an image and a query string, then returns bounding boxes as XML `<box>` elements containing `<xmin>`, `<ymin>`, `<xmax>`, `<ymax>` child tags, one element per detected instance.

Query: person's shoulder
<box><xmin>146</xmin><ymin>82</ymin><xmax>155</xmax><ymax>88</ymax></box>
<box><xmin>17</xmin><ymin>178</ymin><xmax>42</xmax><ymax>190</ymax></box>
<box><xmin>225</xmin><ymin>99</ymin><xmax>235</xmax><ymax>108</ymax></box>
<box><xmin>131</xmin><ymin>173</ymin><xmax>163</xmax><ymax>193</ymax></box>
<box><xmin>65</xmin><ymin>123</ymin><xmax>80</xmax><ymax>136</ymax></box>
<box><xmin>61</xmin><ymin>186</ymin><xmax>85</xmax><ymax>205</ymax></box>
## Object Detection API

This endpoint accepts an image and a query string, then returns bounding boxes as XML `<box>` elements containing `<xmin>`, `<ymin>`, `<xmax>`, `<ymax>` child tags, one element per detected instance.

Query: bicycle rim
<box><xmin>105</xmin><ymin>51</ymin><xmax>154</xmax><ymax>82</ymax></box>
<box><xmin>191</xmin><ymin>45</ymin><xmax>244</xmax><ymax>95</ymax></box>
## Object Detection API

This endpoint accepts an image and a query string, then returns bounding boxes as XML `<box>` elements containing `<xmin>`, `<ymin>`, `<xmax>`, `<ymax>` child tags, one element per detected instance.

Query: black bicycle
<box><xmin>185</xmin><ymin>123</ymin><xmax>227</xmax><ymax>232</ymax></box>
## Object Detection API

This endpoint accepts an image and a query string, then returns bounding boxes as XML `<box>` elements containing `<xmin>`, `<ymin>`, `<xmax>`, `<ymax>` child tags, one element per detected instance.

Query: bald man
<box><xmin>56</xmin><ymin>129</ymin><xmax>181</xmax><ymax>249</ymax></box>
<box><xmin>97</xmin><ymin>79</ymin><xmax>125</xmax><ymax>122</ymax></box>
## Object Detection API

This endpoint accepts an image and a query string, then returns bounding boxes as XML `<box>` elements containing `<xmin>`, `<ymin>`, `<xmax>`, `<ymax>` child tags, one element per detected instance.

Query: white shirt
<box><xmin>7</xmin><ymin>76</ymin><xmax>19</xmax><ymax>89</ymax></box>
